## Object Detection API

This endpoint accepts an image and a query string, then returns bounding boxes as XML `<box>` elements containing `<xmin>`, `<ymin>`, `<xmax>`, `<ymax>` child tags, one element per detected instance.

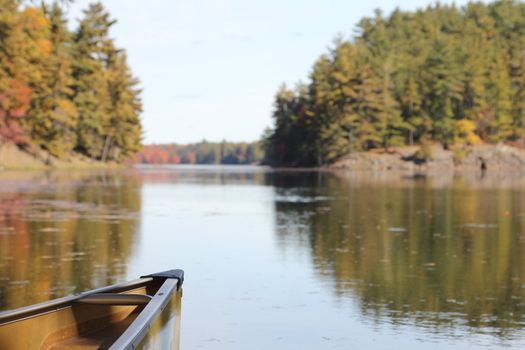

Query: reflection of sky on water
<box><xmin>0</xmin><ymin>168</ymin><xmax>524</xmax><ymax>349</ymax></box>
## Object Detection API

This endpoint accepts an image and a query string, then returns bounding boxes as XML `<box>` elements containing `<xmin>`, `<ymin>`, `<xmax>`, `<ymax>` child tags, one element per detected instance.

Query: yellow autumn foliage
<box><xmin>455</xmin><ymin>119</ymin><xmax>481</xmax><ymax>145</ymax></box>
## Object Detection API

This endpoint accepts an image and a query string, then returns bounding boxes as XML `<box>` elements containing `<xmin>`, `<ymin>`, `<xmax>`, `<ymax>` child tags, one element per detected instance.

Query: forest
<box><xmin>135</xmin><ymin>141</ymin><xmax>263</xmax><ymax>165</ymax></box>
<box><xmin>264</xmin><ymin>0</ymin><xmax>525</xmax><ymax>166</ymax></box>
<box><xmin>0</xmin><ymin>1</ymin><xmax>141</xmax><ymax>163</ymax></box>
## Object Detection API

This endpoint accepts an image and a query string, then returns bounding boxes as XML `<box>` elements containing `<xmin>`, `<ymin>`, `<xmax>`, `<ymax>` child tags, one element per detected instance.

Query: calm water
<box><xmin>0</xmin><ymin>166</ymin><xmax>525</xmax><ymax>349</ymax></box>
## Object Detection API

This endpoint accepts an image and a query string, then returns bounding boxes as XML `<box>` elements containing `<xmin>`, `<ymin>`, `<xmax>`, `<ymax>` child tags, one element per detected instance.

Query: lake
<box><xmin>0</xmin><ymin>166</ymin><xmax>524</xmax><ymax>349</ymax></box>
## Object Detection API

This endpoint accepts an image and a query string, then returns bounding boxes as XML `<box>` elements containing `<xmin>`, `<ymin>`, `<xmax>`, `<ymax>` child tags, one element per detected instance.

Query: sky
<box><xmin>67</xmin><ymin>0</ymin><xmax>476</xmax><ymax>144</ymax></box>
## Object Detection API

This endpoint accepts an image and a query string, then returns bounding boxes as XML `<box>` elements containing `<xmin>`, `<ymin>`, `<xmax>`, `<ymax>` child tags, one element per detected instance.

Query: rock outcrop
<box><xmin>329</xmin><ymin>144</ymin><xmax>525</xmax><ymax>173</ymax></box>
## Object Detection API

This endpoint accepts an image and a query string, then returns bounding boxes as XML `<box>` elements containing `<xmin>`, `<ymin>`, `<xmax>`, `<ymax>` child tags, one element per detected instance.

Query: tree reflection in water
<box><xmin>0</xmin><ymin>171</ymin><xmax>142</xmax><ymax>310</ymax></box>
<box><xmin>273</xmin><ymin>172</ymin><xmax>525</xmax><ymax>337</ymax></box>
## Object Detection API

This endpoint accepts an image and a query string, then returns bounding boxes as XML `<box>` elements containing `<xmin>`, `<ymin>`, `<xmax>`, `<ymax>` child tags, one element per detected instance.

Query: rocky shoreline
<box><xmin>329</xmin><ymin>144</ymin><xmax>525</xmax><ymax>173</ymax></box>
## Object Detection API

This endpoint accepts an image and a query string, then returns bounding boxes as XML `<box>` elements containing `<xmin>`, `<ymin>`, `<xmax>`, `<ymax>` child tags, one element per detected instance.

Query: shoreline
<box><xmin>4</xmin><ymin>142</ymin><xmax>525</xmax><ymax>173</ymax></box>
<box><xmin>0</xmin><ymin>143</ymin><xmax>125</xmax><ymax>171</ymax></box>
<box><xmin>327</xmin><ymin>144</ymin><xmax>525</xmax><ymax>174</ymax></box>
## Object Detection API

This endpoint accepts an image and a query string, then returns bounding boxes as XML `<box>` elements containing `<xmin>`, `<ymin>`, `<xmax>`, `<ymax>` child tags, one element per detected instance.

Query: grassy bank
<box><xmin>0</xmin><ymin>143</ymin><xmax>124</xmax><ymax>170</ymax></box>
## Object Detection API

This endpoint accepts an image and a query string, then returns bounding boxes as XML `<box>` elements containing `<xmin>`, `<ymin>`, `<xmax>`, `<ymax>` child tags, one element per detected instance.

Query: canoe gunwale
<box><xmin>108</xmin><ymin>277</ymin><xmax>181</xmax><ymax>350</ymax></box>
<box><xmin>0</xmin><ymin>269</ymin><xmax>184</xmax><ymax>349</ymax></box>
<box><xmin>0</xmin><ymin>277</ymin><xmax>153</xmax><ymax>326</ymax></box>
<box><xmin>77</xmin><ymin>293</ymin><xmax>153</xmax><ymax>305</ymax></box>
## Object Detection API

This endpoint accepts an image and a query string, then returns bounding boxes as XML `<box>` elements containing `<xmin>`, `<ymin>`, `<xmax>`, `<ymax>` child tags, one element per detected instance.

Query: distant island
<box><xmin>0</xmin><ymin>2</ymin><xmax>141</xmax><ymax>168</ymax></box>
<box><xmin>135</xmin><ymin>141</ymin><xmax>263</xmax><ymax>165</ymax></box>
<box><xmin>263</xmin><ymin>1</ymin><xmax>525</xmax><ymax>168</ymax></box>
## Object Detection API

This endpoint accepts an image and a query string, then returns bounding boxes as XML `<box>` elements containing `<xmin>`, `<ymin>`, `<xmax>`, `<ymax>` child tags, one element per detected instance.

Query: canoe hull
<box><xmin>136</xmin><ymin>289</ymin><xmax>182</xmax><ymax>350</ymax></box>
<box><xmin>0</xmin><ymin>270</ymin><xmax>183</xmax><ymax>350</ymax></box>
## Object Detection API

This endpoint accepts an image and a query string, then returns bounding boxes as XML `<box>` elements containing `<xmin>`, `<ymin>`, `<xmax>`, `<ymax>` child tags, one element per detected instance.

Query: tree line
<box><xmin>0</xmin><ymin>0</ymin><xmax>142</xmax><ymax>162</ymax></box>
<box><xmin>135</xmin><ymin>141</ymin><xmax>263</xmax><ymax>165</ymax></box>
<box><xmin>264</xmin><ymin>0</ymin><xmax>525</xmax><ymax>166</ymax></box>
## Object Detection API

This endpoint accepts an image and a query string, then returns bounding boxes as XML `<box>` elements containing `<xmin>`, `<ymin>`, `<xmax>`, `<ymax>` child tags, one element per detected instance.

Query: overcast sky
<box><xmin>67</xmin><ymin>0</ymin><xmax>476</xmax><ymax>144</ymax></box>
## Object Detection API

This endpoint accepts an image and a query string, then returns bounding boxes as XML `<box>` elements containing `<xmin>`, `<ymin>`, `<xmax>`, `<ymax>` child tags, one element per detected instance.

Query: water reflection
<box><xmin>0</xmin><ymin>171</ymin><xmax>141</xmax><ymax>310</ymax></box>
<box><xmin>274</xmin><ymin>172</ymin><xmax>525</xmax><ymax>338</ymax></box>
<box><xmin>136</xmin><ymin>164</ymin><xmax>270</xmax><ymax>186</ymax></box>
<box><xmin>0</xmin><ymin>167</ymin><xmax>524</xmax><ymax>348</ymax></box>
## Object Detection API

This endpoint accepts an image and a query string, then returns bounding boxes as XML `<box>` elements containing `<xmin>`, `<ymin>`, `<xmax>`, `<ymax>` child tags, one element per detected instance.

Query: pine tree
<box><xmin>378</xmin><ymin>60</ymin><xmax>405</xmax><ymax>148</ymax></box>
<box><xmin>309</xmin><ymin>54</ymin><xmax>335</xmax><ymax>164</ymax></box>
<box><xmin>420</xmin><ymin>38</ymin><xmax>464</xmax><ymax>146</ymax></box>
<box><xmin>0</xmin><ymin>1</ymin><xmax>143</xmax><ymax>164</ymax></box>
<box><xmin>103</xmin><ymin>51</ymin><xmax>142</xmax><ymax>162</ymax></box>
<box><xmin>487</xmin><ymin>51</ymin><xmax>513</xmax><ymax>142</ymax></box>
<box><xmin>399</xmin><ymin>74</ymin><xmax>425</xmax><ymax>145</ymax></box>
<box><xmin>509</xmin><ymin>34</ymin><xmax>525</xmax><ymax>140</ymax></box>
<box><xmin>256</xmin><ymin>1</ymin><xmax>525</xmax><ymax>165</ymax></box>
<box><xmin>24</xmin><ymin>3</ymin><xmax>78</xmax><ymax>158</ymax></box>
<box><xmin>72</xmin><ymin>2</ymin><xmax>114</xmax><ymax>159</ymax></box>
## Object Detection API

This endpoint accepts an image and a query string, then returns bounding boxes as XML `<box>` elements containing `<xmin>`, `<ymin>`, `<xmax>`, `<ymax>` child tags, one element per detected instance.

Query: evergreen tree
<box><xmin>265</xmin><ymin>84</ymin><xmax>312</xmax><ymax>165</ymax></box>
<box><xmin>509</xmin><ymin>36</ymin><xmax>525</xmax><ymax>140</ymax></box>
<box><xmin>420</xmin><ymin>39</ymin><xmax>464</xmax><ymax>146</ymax></box>
<box><xmin>24</xmin><ymin>2</ymin><xmax>78</xmax><ymax>157</ymax></box>
<box><xmin>265</xmin><ymin>1</ymin><xmax>525</xmax><ymax>166</ymax></box>
<box><xmin>103</xmin><ymin>51</ymin><xmax>142</xmax><ymax>162</ymax></box>
<box><xmin>487</xmin><ymin>52</ymin><xmax>513</xmax><ymax>141</ymax></box>
<box><xmin>72</xmin><ymin>2</ymin><xmax>114</xmax><ymax>159</ymax></box>
<box><xmin>0</xmin><ymin>1</ymin><xmax>143</xmax><ymax>163</ymax></box>
<box><xmin>399</xmin><ymin>74</ymin><xmax>424</xmax><ymax>145</ymax></box>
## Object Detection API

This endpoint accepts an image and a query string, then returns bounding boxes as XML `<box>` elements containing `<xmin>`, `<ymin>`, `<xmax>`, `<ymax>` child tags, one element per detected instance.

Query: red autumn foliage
<box><xmin>169</xmin><ymin>154</ymin><xmax>181</xmax><ymax>164</ymax></box>
<box><xmin>135</xmin><ymin>145</ymin><xmax>172</xmax><ymax>164</ymax></box>
<box><xmin>135</xmin><ymin>142</ymin><xmax>262</xmax><ymax>165</ymax></box>
<box><xmin>0</xmin><ymin>79</ymin><xmax>31</xmax><ymax>144</ymax></box>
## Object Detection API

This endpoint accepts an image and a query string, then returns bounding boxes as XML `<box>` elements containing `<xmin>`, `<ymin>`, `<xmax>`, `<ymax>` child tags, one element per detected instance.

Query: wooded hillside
<box><xmin>0</xmin><ymin>1</ymin><xmax>141</xmax><ymax>163</ymax></box>
<box><xmin>264</xmin><ymin>1</ymin><xmax>525</xmax><ymax>166</ymax></box>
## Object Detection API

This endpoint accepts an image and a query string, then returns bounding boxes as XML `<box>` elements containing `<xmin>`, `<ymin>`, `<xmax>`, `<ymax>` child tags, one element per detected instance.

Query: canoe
<box><xmin>0</xmin><ymin>269</ymin><xmax>184</xmax><ymax>350</ymax></box>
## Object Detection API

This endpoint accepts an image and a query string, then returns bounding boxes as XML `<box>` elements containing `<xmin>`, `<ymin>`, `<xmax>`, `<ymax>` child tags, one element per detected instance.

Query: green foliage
<box><xmin>72</xmin><ymin>2</ymin><xmax>141</xmax><ymax>161</ymax></box>
<box><xmin>264</xmin><ymin>83</ymin><xmax>319</xmax><ymax>166</ymax></box>
<box><xmin>0</xmin><ymin>1</ymin><xmax>142</xmax><ymax>163</ymax></box>
<box><xmin>103</xmin><ymin>51</ymin><xmax>142</xmax><ymax>162</ymax></box>
<box><xmin>265</xmin><ymin>1</ymin><xmax>525</xmax><ymax>166</ymax></box>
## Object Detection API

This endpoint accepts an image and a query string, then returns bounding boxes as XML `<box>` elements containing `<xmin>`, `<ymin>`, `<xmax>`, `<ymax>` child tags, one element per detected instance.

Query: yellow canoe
<box><xmin>0</xmin><ymin>269</ymin><xmax>184</xmax><ymax>350</ymax></box>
